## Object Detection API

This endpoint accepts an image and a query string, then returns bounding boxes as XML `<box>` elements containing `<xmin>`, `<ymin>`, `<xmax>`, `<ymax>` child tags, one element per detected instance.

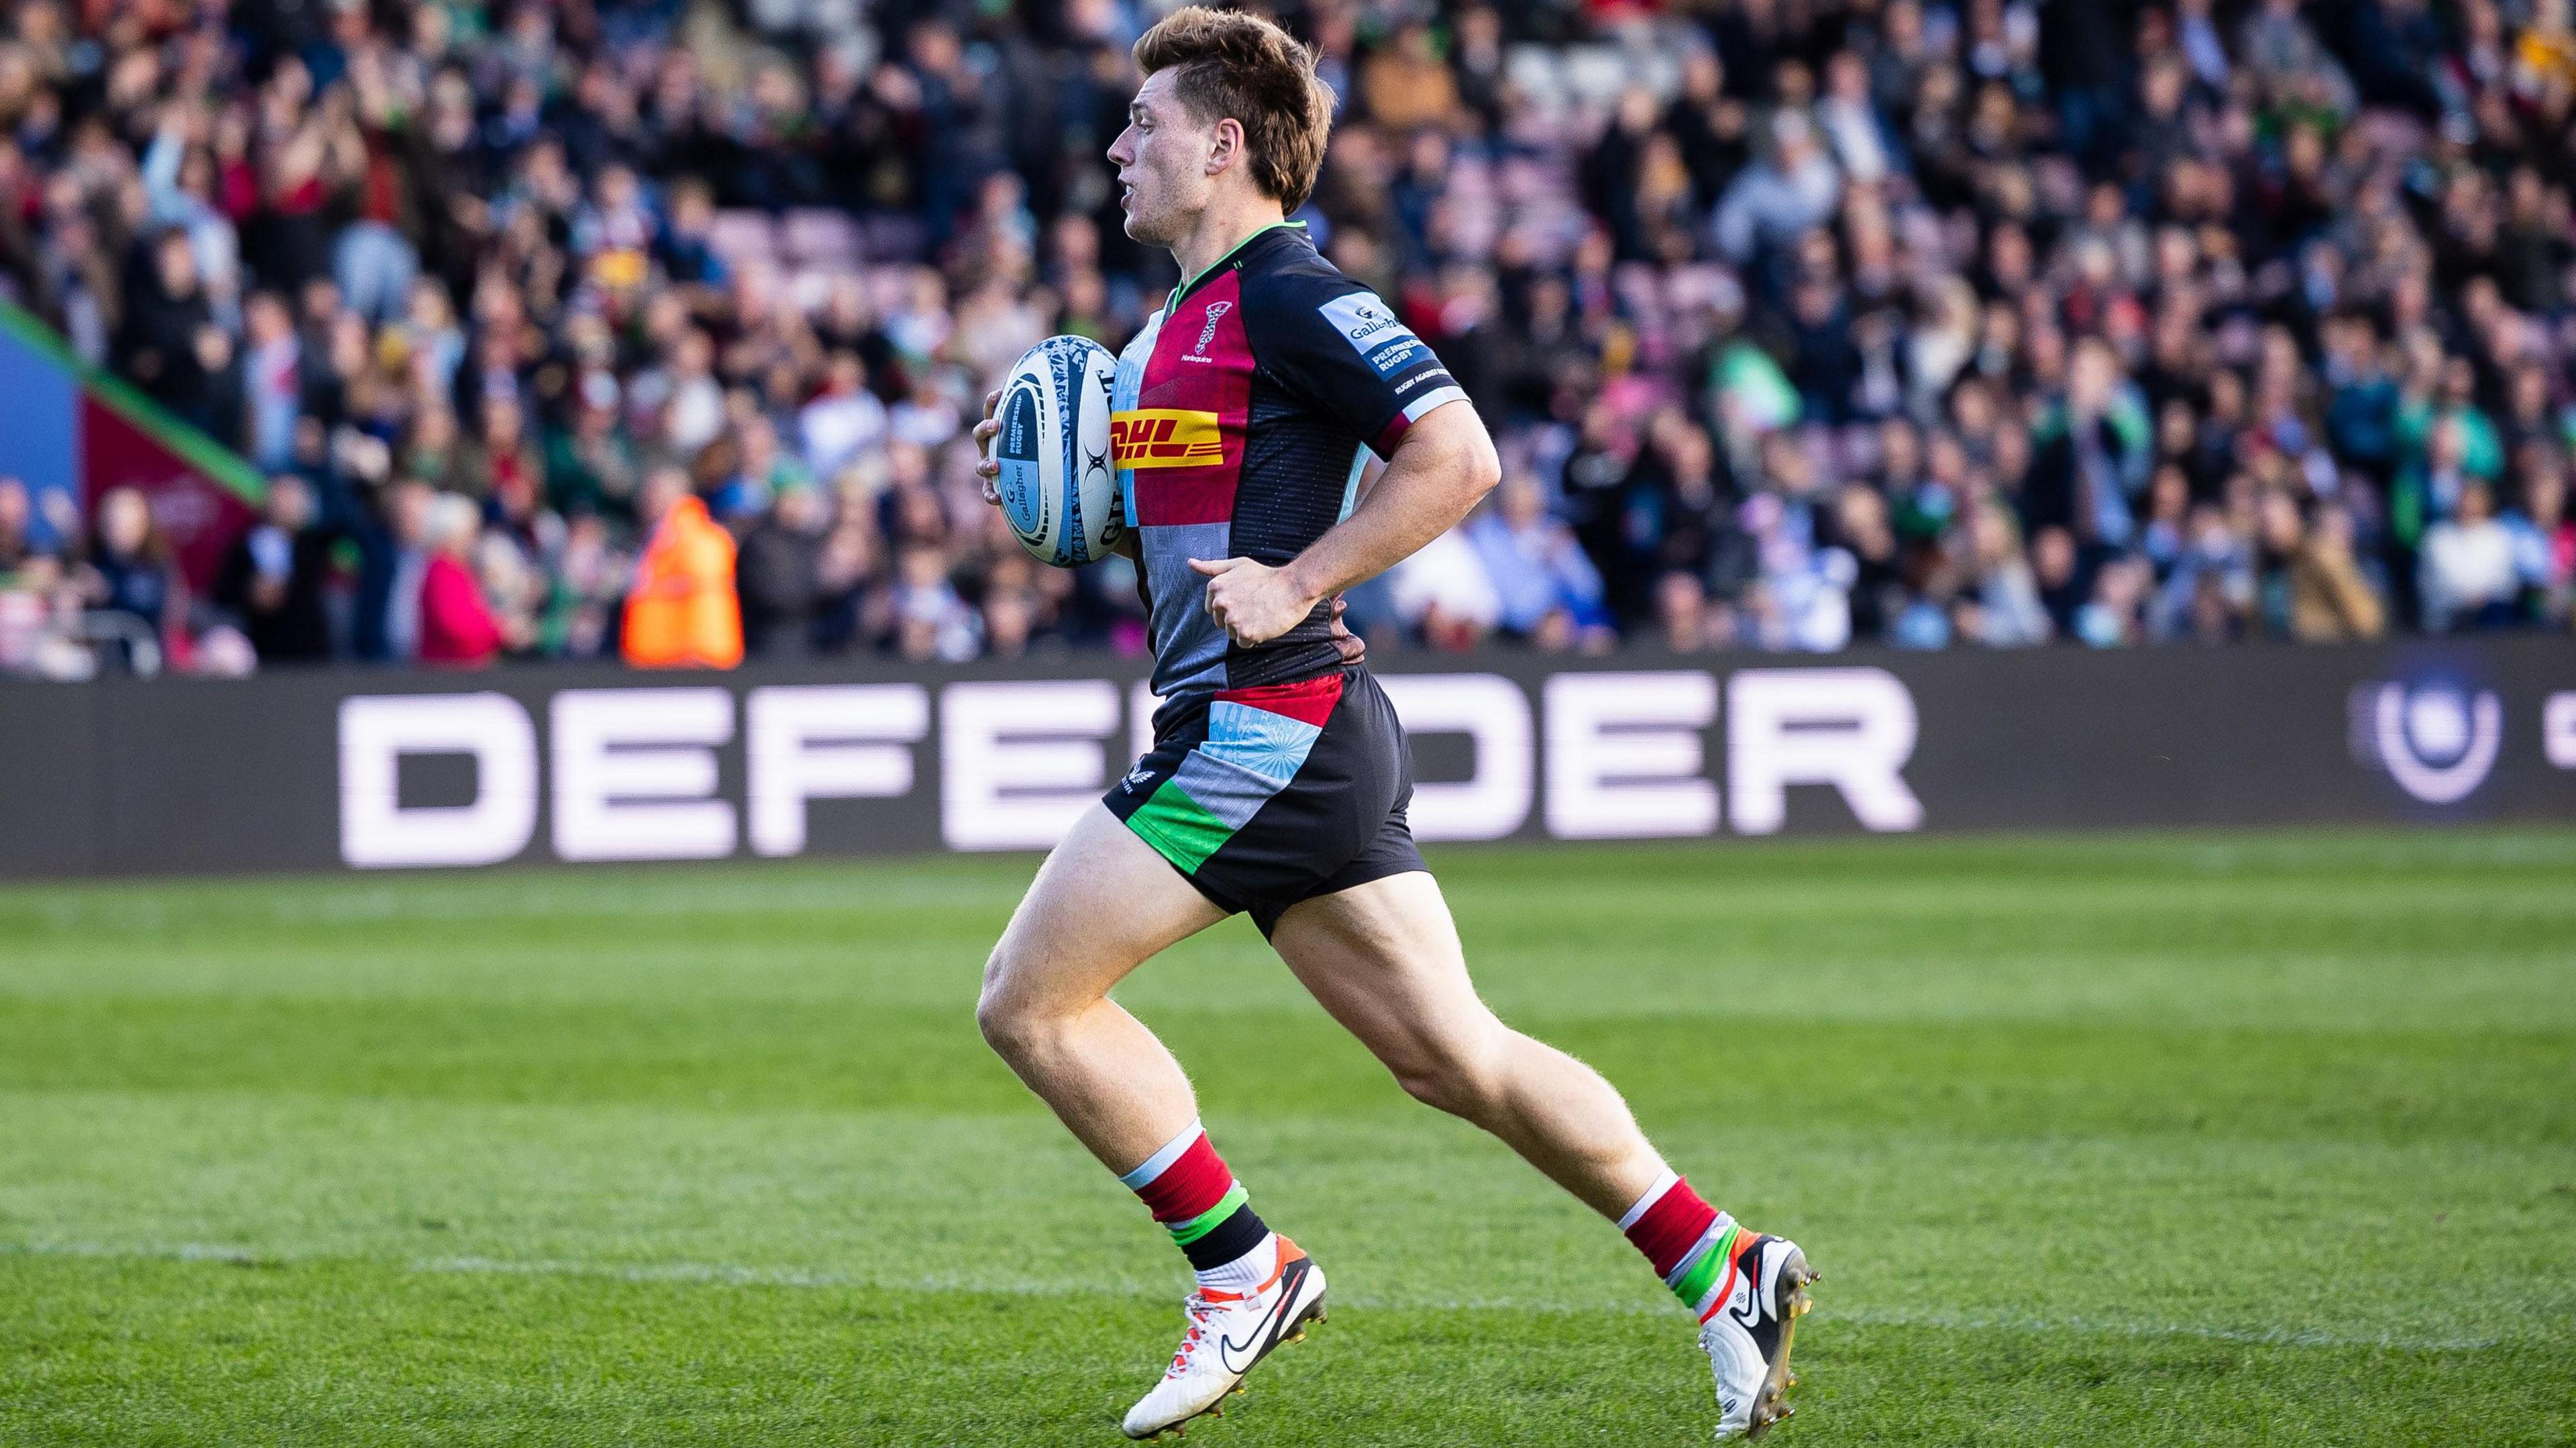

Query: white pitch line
<box><xmin>2</xmin><ymin>1239</ymin><xmax>2513</xmax><ymax>1353</ymax></box>
<box><xmin>27</xmin><ymin>875</ymin><xmax>1020</xmax><ymax>932</ymax></box>
<box><xmin>1816</xmin><ymin>1304</ymin><xmax>2504</xmax><ymax>1353</ymax></box>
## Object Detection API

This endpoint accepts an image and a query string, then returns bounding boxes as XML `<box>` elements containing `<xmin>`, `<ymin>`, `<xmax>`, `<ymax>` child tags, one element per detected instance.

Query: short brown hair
<box><xmin>1134</xmin><ymin>7</ymin><xmax>1334</xmax><ymax>213</ymax></box>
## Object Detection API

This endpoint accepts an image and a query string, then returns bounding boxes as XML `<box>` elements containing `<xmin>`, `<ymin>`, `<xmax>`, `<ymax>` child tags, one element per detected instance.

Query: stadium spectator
<box><xmin>0</xmin><ymin>478</ymin><xmax>85</xmax><ymax>678</ymax></box>
<box><xmin>2420</xmin><ymin>481</ymin><xmax>2524</xmax><ymax>630</ymax></box>
<box><xmin>83</xmin><ymin>488</ymin><xmax>182</xmax><ymax>674</ymax></box>
<box><xmin>416</xmin><ymin>492</ymin><xmax>508</xmax><ymax>667</ymax></box>
<box><xmin>2514</xmin><ymin>463</ymin><xmax>2576</xmax><ymax>611</ymax></box>
<box><xmin>5</xmin><ymin>0</ymin><xmax>2576</xmax><ymax>681</ymax></box>
<box><xmin>799</xmin><ymin>352</ymin><xmax>889</xmax><ymax>480</ymax></box>
<box><xmin>372</xmin><ymin>480</ymin><xmax>434</xmax><ymax>665</ymax></box>
<box><xmin>1389</xmin><ymin>523</ymin><xmax>1503</xmax><ymax>652</ymax></box>
<box><xmin>1959</xmin><ymin>496</ymin><xmax>2054</xmax><ymax>647</ymax></box>
<box><xmin>2266</xmin><ymin>490</ymin><xmax>2388</xmax><ymax>643</ymax></box>
<box><xmin>622</xmin><ymin>465</ymin><xmax>743</xmax><ymax>669</ymax></box>
<box><xmin>0</xmin><ymin>478</ymin><xmax>38</xmax><ymax>575</ymax></box>
<box><xmin>737</xmin><ymin>480</ymin><xmax>828</xmax><ymax>659</ymax></box>
<box><xmin>213</xmin><ymin>474</ymin><xmax>333</xmax><ymax>665</ymax></box>
<box><xmin>1465</xmin><ymin>471</ymin><xmax>1614</xmax><ymax>649</ymax></box>
<box><xmin>1713</xmin><ymin>111</ymin><xmax>1843</xmax><ymax>269</ymax></box>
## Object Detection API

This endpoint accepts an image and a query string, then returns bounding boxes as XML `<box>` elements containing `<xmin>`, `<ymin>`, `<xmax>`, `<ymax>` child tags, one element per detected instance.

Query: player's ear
<box><xmin>1208</xmin><ymin>117</ymin><xmax>1242</xmax><ymax>176</ymax></box>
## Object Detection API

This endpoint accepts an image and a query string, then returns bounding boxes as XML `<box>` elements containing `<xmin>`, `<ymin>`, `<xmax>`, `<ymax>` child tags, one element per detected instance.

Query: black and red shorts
<box><xmin>1103</xmin><ymin>666</ymin><xmax>1424</xmax><ymax>938</ymax></box>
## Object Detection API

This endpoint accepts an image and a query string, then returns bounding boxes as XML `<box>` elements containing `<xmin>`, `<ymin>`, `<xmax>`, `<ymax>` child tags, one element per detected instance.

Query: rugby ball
<box><xmin>994</xmin><ymin>335</ymin><xmax>1124</xmax><ymax>567</ymax></box>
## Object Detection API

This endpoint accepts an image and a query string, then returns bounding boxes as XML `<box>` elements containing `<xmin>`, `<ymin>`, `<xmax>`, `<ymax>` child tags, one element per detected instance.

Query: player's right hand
<box><xmin>971</xmin><ymin>388</ymin><xmax>1002</xmax><ymax>506</ymax></box>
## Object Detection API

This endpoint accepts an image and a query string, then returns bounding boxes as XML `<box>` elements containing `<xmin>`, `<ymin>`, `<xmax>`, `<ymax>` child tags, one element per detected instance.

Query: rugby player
<box><xmin>971</xmin><ymin>9</ymin><xmax>1815</xmax><ymax>1439</ymax></box>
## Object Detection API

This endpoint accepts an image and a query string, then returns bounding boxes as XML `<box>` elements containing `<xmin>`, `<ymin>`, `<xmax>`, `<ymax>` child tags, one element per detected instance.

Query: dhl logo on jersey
<box><xmin>1110</xmin><ymin>409</ymin><xmax>1226</xmax><ymax>470</ymax></box>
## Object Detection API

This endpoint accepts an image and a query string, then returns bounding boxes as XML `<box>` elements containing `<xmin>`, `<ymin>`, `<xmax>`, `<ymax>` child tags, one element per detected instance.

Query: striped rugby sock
<box><xmin>1120</xmin><ymin>1120</ymin><xmax>1275</xmax><ymax>1294</ymax></box>
<box><xmin>1619</xmin><ymin>1170</ymin><xmax>1746</xmax><ymax>1321</ymax></box>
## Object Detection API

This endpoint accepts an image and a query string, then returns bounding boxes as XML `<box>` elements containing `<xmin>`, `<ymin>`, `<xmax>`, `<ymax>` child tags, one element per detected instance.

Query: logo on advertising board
<box><xmin>2351</xmin><ymin>678</ymin><xmax>2502</xmax><ymax>805</ymax></box>
<box><xmin>328</xmin><ymin>667</ymin><xmax>1929</xmax><ymax>871</ymax></box>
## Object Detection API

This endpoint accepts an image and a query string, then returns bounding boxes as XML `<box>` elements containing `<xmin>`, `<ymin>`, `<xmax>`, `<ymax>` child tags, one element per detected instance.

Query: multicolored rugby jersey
<box><xmin>1100</xmin><ymin>221</ymin><xmax>1460</xmax><ymax>930</ymax></box>
<box><xmin>1111</xmin><ymin>221</ymin><xmax>1466</xmax><ymax>700</ymax></box>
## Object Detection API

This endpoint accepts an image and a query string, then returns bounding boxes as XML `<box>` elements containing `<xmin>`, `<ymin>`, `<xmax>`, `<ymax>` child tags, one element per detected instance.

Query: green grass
<box><xmin>2</xmin><ymin>829</ymin><xmax>2572</xmax><ymax>1445</ymax></box>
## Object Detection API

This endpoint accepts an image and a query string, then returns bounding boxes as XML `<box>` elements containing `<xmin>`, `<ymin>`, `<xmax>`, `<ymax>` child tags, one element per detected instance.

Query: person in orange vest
<box><xmin>621</xmin><ymin>465</ymin><xmax>743</xmax><ymax>668</ymax></box>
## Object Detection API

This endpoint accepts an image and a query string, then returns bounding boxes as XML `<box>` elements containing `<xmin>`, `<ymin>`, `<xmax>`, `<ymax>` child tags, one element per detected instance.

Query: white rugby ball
<box><xmin>994</xmin><ymin>335</ymin><xmax>1124</xmax><ymax>567</ymax></box>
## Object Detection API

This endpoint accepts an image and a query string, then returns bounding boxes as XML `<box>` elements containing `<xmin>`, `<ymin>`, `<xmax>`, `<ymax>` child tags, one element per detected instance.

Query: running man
<box><xmin>971</xmin><ymin>9</ymin><xmax>1815</xmax><ymax>1439</ymax></box>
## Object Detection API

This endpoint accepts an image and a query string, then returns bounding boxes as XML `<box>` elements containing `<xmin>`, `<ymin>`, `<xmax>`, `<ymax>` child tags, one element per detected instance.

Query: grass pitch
<box><xmin>1</xmin><ymin>828</ymin><xmax>2571</xmax><ymax>1446</ymax></box>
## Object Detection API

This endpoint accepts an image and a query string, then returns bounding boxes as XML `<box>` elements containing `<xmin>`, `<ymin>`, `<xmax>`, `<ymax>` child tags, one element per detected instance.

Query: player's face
<box><xmin>1107</xmin><ymin>69</ymin><xmax>1214</xmax><ymax>247</ymax></box>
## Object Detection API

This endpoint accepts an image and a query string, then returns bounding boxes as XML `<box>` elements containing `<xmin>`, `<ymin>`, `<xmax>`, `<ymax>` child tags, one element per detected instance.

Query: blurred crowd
<box><xmin>5</xmin><ymin>0</ymin><xmax>2576</xmax><ymax>678</ymax></box>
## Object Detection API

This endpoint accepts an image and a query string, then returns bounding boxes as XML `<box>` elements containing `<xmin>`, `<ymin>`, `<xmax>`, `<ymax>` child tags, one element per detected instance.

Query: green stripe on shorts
<box><xmin>1125</xmin><ymin>779</ymin><xmax>1234</xmax><ymax>874</ymax></box>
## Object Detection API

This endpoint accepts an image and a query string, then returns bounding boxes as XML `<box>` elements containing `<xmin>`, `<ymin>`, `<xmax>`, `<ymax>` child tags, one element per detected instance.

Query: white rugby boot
<box><xmin>1121</xmin><ymin>1237</ymin><xmax>1328</xmax><ymax>1440</ymax></box>
<box><xmin>1697</xmin><ymin>1231</ymin><xmax>1819</xmax><ymax>1439</ymax></box>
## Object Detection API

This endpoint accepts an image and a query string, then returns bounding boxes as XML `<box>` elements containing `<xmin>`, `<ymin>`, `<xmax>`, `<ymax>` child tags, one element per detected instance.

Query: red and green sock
<box><xmin>1620</xmin><ymin>1169</ymin><xmax>1747</xmax><ymax>1321</ymax></box>
<box><xmin>1120</xmin><ymin>1120</ymin><xmax>1276</xmax><ymax>1295</ymax></box>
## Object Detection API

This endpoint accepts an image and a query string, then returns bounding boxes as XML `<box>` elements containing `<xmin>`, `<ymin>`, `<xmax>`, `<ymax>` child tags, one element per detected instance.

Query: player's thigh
<box><xmin>1266</xmin><ymin>869</ymin><xmax>1507</xmax><ymax>1082</ymax></box>
<box><xmin>982</xmin><ymin>803</ymin><xmax>1230</xmax><ymax>1019</ymax></box>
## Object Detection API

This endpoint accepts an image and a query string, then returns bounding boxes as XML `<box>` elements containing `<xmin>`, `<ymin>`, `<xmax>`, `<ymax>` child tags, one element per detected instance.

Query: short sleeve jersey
<box><xmin>1112</xmin><ymin>222</ymin><xmax>1467</xmax><ymax>700</ymax></box>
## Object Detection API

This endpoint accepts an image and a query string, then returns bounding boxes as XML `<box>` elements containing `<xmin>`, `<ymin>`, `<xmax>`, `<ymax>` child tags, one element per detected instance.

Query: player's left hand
<box><xmin>970</xmin><ymin>388</ymin><xmax>1004</xmax><ymax>506</ymax></box>
<box><xmin>1190</xmin><ymin>557</ymin><xmax>1319</xmax><ymax>647</ymax></box>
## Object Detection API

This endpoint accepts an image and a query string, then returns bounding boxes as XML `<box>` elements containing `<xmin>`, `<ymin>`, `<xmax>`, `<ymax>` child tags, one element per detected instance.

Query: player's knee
<box><xmin>1389</xmin><ymin>1035</ymin><xmax>1508</xmax><ymax>1119</ymax></box>
<box><xmin>976</xmin><ymin>989</ymin><xmax>1044</xmax><ymax>1065</ymax></box>
<box><xmin>975</xmin><ymin>962</ymin><xmax>1047</xmax><ymax>1064</ymax></box>
<box><xmin>973</xmin><ymin>986</ymin><xmax>1009</xmax><ymax>1050</ymax></box>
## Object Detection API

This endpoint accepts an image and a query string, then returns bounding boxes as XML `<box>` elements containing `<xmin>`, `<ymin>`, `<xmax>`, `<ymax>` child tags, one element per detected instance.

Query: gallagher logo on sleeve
<box><xmin>1319</xmin><ymin>292</ymin><xmax>1425</xmax><ymax>377</ymax></box>
<box><xmin>1111</xmin><ymin>409</ymin><xmax>1225</xmax><ymax>469</ymax></box>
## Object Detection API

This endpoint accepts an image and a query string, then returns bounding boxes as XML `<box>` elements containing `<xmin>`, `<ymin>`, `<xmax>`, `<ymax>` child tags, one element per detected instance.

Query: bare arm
<box><xmin>1194</xmin><ymin>400</ymin><xmax>1499</xmax><ymax>646</ymax></box>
